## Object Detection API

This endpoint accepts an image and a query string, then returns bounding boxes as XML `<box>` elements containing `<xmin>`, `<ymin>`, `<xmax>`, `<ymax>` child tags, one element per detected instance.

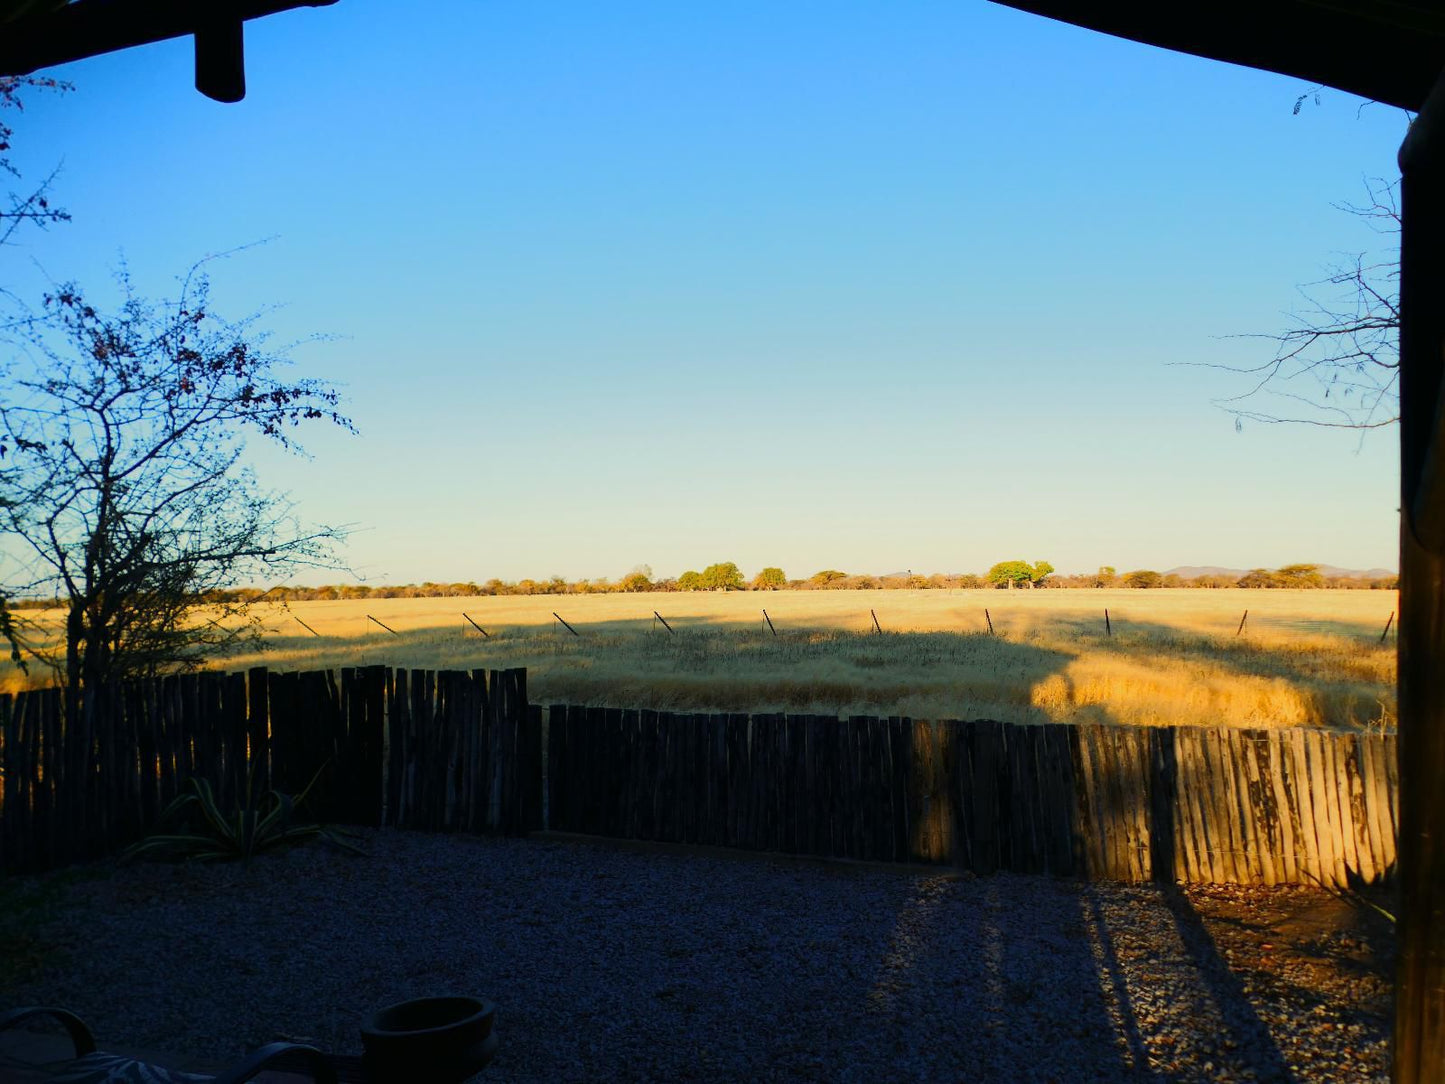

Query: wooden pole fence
<box><xmin>0</xmin><ymin>667</ymin><xmax>1405</xmax><ymax>896</ymax></box>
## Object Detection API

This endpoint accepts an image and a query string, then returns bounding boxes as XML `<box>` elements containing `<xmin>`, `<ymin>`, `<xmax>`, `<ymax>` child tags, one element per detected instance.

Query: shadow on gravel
<box><xmin>852</xmin><ymin>875</ymin><xmax>1152</xmax><ymax>1081</ymax></box>
<box><xmin>1157</xmin><ymin>887</ymin><xmax>1294</xmax><ymax>1080</ymax></box>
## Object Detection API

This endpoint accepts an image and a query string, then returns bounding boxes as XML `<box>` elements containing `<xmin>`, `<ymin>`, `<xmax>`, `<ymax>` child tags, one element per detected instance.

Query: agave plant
<box><xmin>123</xmin><ymin>761</ymin><xmax>364</xmax><ymax>864</ymax></box>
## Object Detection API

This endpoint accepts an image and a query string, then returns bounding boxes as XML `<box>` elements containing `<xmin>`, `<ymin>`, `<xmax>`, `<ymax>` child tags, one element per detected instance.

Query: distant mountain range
<box><xmin>1163</xmin><ymin>565</ymin><xmax>1396</xmax><ymax>580</ymax></box>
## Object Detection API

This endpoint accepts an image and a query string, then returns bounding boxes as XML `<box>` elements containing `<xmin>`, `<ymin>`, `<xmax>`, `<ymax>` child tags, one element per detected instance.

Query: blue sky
<box><xmin>3</xmin><ymin>1</ymin><xmax>1407</xmax><ymax>583</ymax></box>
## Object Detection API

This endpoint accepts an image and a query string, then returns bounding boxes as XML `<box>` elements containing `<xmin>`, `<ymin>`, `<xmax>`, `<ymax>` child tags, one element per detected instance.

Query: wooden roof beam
<box><xmin>0</xmin><ymin>0</ymin><xmax>340</xmax><ymax>102</ymax></box>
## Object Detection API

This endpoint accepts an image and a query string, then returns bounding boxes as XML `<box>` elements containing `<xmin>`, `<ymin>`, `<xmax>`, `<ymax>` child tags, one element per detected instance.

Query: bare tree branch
<box><xmin>1199</xmin><ymin>177</ymin><xmax>1402</xmax><ymax>431</ymax></box>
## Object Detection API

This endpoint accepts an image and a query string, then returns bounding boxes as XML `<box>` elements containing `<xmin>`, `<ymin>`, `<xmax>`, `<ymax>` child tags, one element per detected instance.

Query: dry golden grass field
<box><xmin>3</xmin><ymin>588</ymin><xmax>1397</xmax><ymax>731</ymax></box>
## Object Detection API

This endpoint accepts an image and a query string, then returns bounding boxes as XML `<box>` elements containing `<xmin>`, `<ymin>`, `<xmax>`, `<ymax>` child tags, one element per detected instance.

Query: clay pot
<box><xmin>360</xmin><ymin>996</ymin><xmax>497</xmax><ymax>1082</ymax></box>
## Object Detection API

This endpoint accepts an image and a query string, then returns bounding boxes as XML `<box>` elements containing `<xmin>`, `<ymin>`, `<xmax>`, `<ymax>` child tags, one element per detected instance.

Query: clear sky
<box><xmin>3</xmin><ymin>1</ymin><xmax>1407</xmax><ymax>584</ymax></box>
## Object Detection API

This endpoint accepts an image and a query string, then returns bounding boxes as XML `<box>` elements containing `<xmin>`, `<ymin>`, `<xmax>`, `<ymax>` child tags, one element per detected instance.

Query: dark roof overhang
<box><xmin>989</xmin><ymin>1</ymin><xmax>1445</xmax><ymax>112</ymax></box>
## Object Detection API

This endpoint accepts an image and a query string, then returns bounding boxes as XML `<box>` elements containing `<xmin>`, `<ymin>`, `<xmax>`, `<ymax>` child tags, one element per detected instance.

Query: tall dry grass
<box><xmin>1</xmin><ymin>589</ymin><xmax>1396</xmax><ymax>731</ymax></box>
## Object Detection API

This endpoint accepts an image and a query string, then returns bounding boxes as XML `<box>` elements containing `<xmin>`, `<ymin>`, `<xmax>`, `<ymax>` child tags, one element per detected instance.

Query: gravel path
<box><xmin>4</xmin><ymin>831</ymin><xmax>1393</xmax><ymax>1082</ymax></box>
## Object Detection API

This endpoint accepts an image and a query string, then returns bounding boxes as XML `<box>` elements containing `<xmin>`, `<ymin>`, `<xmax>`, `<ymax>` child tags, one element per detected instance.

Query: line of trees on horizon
<box><xmin>5</xmin><ymin>560</ymin><xmax>1393</xmax><ymax>609</ymax></box>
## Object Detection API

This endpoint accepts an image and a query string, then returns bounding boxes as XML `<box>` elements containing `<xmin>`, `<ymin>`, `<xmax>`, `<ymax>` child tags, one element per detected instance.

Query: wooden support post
<box><xmin>653</xmin><ymin>611</ymin><xmax>674</xmax><ymax>634</ymax></box>
<box><xmin>1237</xmin><ymin>610</ymin><xmax>1249</xmax><ymax>637</ymax></box>
<box><xmin>1394</xmin><ymin>67</ymin><xmax>1445</xmax><ymax>1083</ymax></box>
<box><xmin>1104</xmin><ymin>609</ymin><xmax>1111</xmax><ymax>637</ymax></box>
<box><xmin>293</xmin><ymin>615</ymin><xmax>321</xmax><ymax>637</ymax></box>
<box><xmin>1381</xmin><ymin>610</ymin><xmax>1396</xmax><ymax>644</ymax></box>
<box><xmin>984</xmin><ymin>608</ymin><xmax>994</xmax><ymax>635</ymax></box>
<box><xmin>366</xmin><ymin>614</ymin><xmax>399</xmax><ymax>635</ymax></box>
<box><xmin>762</xmin><ymin>609</ymin><xmax>776</xmax><ymax>636</ymax></box>
<box><xmin>871</xmin><ymin>609</ymin><xmax>882</xmax><ymax>634</ymax></box>
<box><xmin>462</xmin><ymin>613</ymin><xmax>490</xmax><ymax>638</ymax></box>
<box><xmin>553</xmin><ymin>612</ymin><xmax>580</xmax><ymax>637</ymax></box>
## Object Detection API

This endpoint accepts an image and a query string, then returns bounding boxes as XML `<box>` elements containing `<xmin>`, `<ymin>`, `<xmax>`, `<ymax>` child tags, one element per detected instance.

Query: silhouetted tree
<box><xmin>0</xmin><ymin>266</ymin><xmax>353</xmax><ymax>695</ymax></box>
<box><xmin>0</xmin><ymin>75</ymin><xmax>70</xmax><ymax>258</ymax></box>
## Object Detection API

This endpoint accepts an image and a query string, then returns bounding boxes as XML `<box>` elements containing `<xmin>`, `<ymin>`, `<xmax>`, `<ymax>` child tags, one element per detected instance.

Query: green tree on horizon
<box><xmin>987</xmin><ymin>560</ymin><xmax>1053</xmax><ymax>588</ymax></box>
<box><xmin>1123</xmin><ymin>569</ymin><xmax>1163</xmax><ymax>589</ymax></box>
<box><xmin>752</xmin><ymin>567</ymin><xmax>787</xmax><ymax>590</ymax></box>
<box><xmin>700</xmin><ymin>562</ymin><xmax>745</xmax><ymax>591</ymax></box>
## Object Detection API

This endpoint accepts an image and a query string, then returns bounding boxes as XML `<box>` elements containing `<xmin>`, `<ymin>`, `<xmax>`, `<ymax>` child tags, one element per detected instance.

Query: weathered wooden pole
<box><xmin>1394</xmin><ymin>66</ymin><xmax>1445</xmax><ymax>1083</ymax></box>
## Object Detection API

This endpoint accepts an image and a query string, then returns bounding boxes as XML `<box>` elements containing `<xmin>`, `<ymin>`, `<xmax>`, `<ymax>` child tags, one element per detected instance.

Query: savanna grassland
<box><xmin>4</xmin><ymin>589</ymin><xmax>1396</xmax><ymax>731</ymax></box>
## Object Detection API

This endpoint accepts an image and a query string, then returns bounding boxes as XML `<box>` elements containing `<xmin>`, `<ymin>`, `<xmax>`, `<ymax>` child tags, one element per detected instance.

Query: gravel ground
<box><xmin>3</xmin><ymin>830</ymin><xmax>1394</xmax><ymax>1082</ymax></box>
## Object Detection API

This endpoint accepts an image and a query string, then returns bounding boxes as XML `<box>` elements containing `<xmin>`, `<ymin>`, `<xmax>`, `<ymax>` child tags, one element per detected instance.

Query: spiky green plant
<box><xmin>122</xmin><ymin>762</ymin><xmax>364</xmax><ymax>864</ymax></box>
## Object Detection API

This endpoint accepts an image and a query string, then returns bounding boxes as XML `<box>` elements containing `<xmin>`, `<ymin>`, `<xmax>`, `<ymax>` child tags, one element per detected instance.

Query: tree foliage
<box><xmin>1237</xmin><ymin>563</ymin><xmax>1328</xmax><ymax>589</ymax></box>
<box><xmin>1275</xmin><ymin>562</ymin><xmax>1326</xmax><ymax>588</ymax></box>
<box><xmin>0</xmin><ymin>268</ymin><xmax>353</xmax><ymax>693</ymax></box>
<box><xmin>699</xmin><ymin>562</ymin><xmax>744</xmax><ymax>591</ymax></box>
<box><xmin>987</xmin><ymin>561</ymin><xmax>1031</xmax><ymax>587</ymax></box>
<box><xmin>987</xmin><ymin>560</ymin><xmax>1053</xmax><ymax>588</ymax></box>
<box><xmin>1122</xmin><ymin>569</ymin><xmax>1163</xmax><ymax>589</ymax></box>
<box><xmin>619</xmin><ymin>565</ymin><xmax>653</xmax><ymax>592</ymax></box>
<box><xmin>752</xmin><ymin>566</ymin><xmax>786</xmax><ymax>590</ymax></box>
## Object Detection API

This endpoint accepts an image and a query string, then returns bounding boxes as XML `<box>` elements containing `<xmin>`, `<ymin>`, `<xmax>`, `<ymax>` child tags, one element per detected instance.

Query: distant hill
<box><xmin>1317</xmin><ymin>565</ymin><xmax>1397</xmax><ymax>580</ymax></box>
<box><xmin>1164</xmin><ymin>565</ymin><xmax>1395</xmax><ymax>580</ymax></box>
